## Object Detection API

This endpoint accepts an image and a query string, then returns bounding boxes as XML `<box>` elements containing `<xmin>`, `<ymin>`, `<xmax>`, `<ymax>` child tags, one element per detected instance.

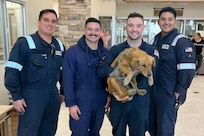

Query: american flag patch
<box><xmin>185</xmin><ymin>47</ymin><xmax>193</xmax><ymax>52</ymax></box>
<box><xmin>154</xmin><ymin>49</ymin><xmax>159</xmax><ymax>58</ymax></box>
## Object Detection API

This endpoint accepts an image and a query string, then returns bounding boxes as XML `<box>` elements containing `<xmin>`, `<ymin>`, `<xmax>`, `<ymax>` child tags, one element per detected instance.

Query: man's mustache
<box><xmin>88</xmin><ymin>34</ymin><xmax>99</xmax><ymax>37</ymax></box>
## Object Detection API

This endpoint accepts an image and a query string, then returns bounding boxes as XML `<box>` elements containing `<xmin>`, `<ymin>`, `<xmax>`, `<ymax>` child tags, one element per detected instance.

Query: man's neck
<box><xmin>85</xmin><ymin>39</ymin><xmax>98</xmax><ymax>50</ymax></box>
<box><xmin>161</xmin><ymin>32</ymin><xmax>168</xmax><ymax>38</ymax></box>
<box><xmin>127</xmin><ymin>38</ymin><xmax>142</xmax><ymax>48</ymax></box>
<box><xmin>38</xmin><ymin>32</ymin><xmax>52</xmax><ymax>44</ymax></box>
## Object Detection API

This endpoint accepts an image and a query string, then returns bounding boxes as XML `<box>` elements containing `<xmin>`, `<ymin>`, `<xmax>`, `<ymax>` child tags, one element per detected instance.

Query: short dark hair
<box><xmin>127</xmin><ymin>12</ymin><xmax>144</xmax><ymax>20</ymax></box>
<box><xmin>159</xmin><ymin>7</ymin><xmax>177</xmax><ymax>18</ymax></box>
<box><xmin>195</xmin><ymin>32</ymin><xmax>202</xmax><ymax>38</ymax></box>
<box><xmin>85</xmin><ymin>17</ymin><xmax>101</xmax><ymax>27</ymax></box>
<box><xmin>39</xmin><ymin>9</ymin><xmax>57</xmax><ymax>21</ymax></box>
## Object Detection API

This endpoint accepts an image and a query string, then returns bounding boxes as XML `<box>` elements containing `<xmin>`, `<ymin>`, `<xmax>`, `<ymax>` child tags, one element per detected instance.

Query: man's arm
<box><xmin>4</xmin><ymin>37</ymin><xmax>29</xmax><ymax>112</ymax></box>
<box><xmin>98</xmin><ymin>45</ymin><xmax>126</xmax><ymax>78</ymax></box>
<box><xmin>62</xmin><ymin>49</ymin><xmax>77</xmax><ymax>107</ymax></box>
<box><xmin>98</xmin><ymin>50</ymin><xmax>115</xmax><ymax>78</ymax></box>
<box><xmin>4</xmin><ymin>37</ymin><xmax>28</xmax><ymax>101</ymax></box>
<box><xmin>174</xmin><ymin>38</ymin><xmax>196</xmax><ymax>104</ymax></box>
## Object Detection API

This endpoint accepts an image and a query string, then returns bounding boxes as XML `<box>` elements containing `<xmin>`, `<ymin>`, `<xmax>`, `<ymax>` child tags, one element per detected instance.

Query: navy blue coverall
<box><xmin>148</xmin><ymin>29</ymin><xmax>196</xmax><ymax>136</ymax></box>
<box><xmin>98</xmin><ymin>41</ymin><xmax>158</xmax><ymax>136</ymax></box>
<box><xmin>62</xmin><ymin>35</ymin><xmax>108</xmax><ymax>136</ymax></box>
<box><xmin>4</xmin><ymin>32</ymin><xmax>64</xmax><ymax>136</ymax></box>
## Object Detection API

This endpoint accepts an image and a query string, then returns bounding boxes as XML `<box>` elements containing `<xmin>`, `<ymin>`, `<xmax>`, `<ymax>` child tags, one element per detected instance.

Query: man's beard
<box><xmin>128</xmin><ymin>34</ymin><xmax>141</xmax><ymax>40</ymax></box>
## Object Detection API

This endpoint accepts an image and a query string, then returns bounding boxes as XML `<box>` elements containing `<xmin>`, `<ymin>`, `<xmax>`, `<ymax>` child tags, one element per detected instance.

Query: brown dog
<box><xmin>107</xmin><ymin>47</ymin><xmax>155</xmax><ymax>102</ymax></box>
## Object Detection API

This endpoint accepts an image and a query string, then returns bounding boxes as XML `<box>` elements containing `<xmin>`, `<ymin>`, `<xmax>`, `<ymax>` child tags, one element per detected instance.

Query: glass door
<box><xmin>0</xmin><ymin>1</ymin><xmax>4</xmax><ymax>61</ymax></box>
<box><xmin>115</xmin><ymin>18</ymin><xmax>187</xmax><ymax>44</ymax></box>
<box><xmin>143</xmin><ymin>19</ymin><xmax>161</xmax><ymax>43</ymax></box>
<box><xmin>116</xmin><ymin>18</ymin><xmax>126</xmax><ymax>44</ymax></box>
<box><xmin>0</xmin><ymin>0</ymin><xmax>26</xmax><ymax>61</ymax></box>
<box><xmin>185</xmin><ymin>19</ymin><xmax>204</xmax><ymax>39</ymax></box>
<box><xmin>6</xmin><ymin>1</ymin><xmax>25</xmax><ymax>52</ymax></box>
<box><xmin>115</xmin><ymin>18</ymin><xmax>161</xmax><ymax>44</ymax></box>
<box><xmin>99</xmin><ymin>16</ymin><xmax>115</xmax><ymax>47</ymax></box>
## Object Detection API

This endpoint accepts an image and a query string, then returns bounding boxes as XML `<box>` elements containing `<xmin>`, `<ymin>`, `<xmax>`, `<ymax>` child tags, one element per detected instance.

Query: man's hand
<box><xmin>13</xmin><ymin>99</ymin><xmax>27</xmax><ymax>113</ymax></box>
<box><xmin>109</xmin><ymin>71</ymin><xmax>114</xmax><ymax>77</ymax></box>
<box><xmin>101</xmin><ymin>25</ymin><xmax>111</xmax><ymax>48</ymax></box>
<box><xmin>69</xmin><ymin>105</ymin><xmax>81</xmax><ymax>121</ymax></box>
<box><xmin>59</xmin><ymin>94</ymin><xmax>65</xmax><ymax>103</ymax></box>
<box><xmin>109</xmin><ymin>68</ymin><xmax>118</xmax><ymax>77</ymax></box>
<box><xmin>112</xmin><ymin>92</ymin><xmax>130</xmax><ymax>102</ymax></box>
<box><xmin>104</xmin><ymin>96</ymin><xmax>111</xmax><ymax>109</ymax></box>
<box><xmin>175</xmin><ymin>92</ymin><xmax>180</xmax><ymax>99</ymax></box>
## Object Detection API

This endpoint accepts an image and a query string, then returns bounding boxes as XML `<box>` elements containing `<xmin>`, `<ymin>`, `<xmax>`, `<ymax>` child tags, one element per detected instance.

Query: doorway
<box><xmin>0</xmin><ymin>0</ymin><xmax>26</xmax><ymax>61</ymax></box>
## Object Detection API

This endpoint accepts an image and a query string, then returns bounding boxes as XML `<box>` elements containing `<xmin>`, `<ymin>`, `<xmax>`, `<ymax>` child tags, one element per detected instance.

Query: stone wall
<box><xmin>58</xmin><ymin>0</ymin><xmax>91</xmax><ymax>49</ymax></box>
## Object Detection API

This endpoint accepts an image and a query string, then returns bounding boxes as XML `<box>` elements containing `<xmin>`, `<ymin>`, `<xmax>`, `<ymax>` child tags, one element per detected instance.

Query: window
<box><xmin>0</xmin><ymin>0</ymin><xmax>26</xmax><ymax>61</ymax></box>
<box><xmin>6</xmin><ymin>1</ymin><xmax>25</xmax><ymax>52</ymax></box>
<box><xmin>0</xmin><ymin>1</ymin><xmax>3</xmax><ymax>60</ymax></box>
<box><xmin>99</xmin><ymin>16</ymin><xmax>112</xmax><ymax>47</ymax></box>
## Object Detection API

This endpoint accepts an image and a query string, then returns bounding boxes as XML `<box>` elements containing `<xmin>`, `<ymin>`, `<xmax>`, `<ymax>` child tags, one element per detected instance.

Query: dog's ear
<box><xmin>131</xmin><ymin>58</ymin><xmax>140</xmax><ymax>68</ymax></box>
<box><xmin>129</xmin><ymin>48</ymin><xmax>139</xmax><ymax>60</ymax></box>
<box><xmin>121</xmin><ymin>49</ymin><xmax>132</xmax><ymax>62</ymax></box>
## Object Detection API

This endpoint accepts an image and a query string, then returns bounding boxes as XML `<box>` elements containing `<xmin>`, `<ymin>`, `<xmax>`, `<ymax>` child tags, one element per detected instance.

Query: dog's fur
<box><xmin>107</xmin><ymin>47</ymin><xmax>155</xmax><ymax>102</ymax></box>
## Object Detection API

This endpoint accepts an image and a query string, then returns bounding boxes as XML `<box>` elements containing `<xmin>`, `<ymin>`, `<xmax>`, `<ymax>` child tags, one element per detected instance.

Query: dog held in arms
<box><xmin>107</xmin><ymin>47</ymin><xmax>156</xmax><ymax>102</ymax></box>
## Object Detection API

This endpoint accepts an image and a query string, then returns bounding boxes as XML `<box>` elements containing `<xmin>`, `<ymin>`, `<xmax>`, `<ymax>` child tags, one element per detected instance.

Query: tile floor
<box><xmin>56</xmin><ymin>75</ymin><xmax>204</xmax><ymax>136</ymax></box>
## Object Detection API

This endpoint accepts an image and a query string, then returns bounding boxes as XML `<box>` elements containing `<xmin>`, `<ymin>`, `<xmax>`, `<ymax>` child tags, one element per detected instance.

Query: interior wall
<box><xmin>91</xmin><ymin>0</ymin><xmax>116</xmax><ymax>18</ymax></box>
<box><xmin>25</xmin><ymin>0</ymin><xmax>53</xmax><ymax>34</ymax></box>
<box><xmin>116</xmin><ymin>3</ymin><xmax>204</xmax><ymax>19</ymax></box>
<box><xmin>25</xmin><ymin>0</ymin><xmax>204</xmax><ymax>36</ymax></box>
<box><xmin>0</xmin><ymin>62</ymin><xmax>9</xmax><ymax>105</ymax></box>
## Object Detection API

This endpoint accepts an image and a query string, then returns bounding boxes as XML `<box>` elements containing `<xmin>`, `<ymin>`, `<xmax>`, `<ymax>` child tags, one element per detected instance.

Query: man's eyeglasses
<box><xmin>50</xmin><ymin>44</ymin><xmax>56</xmax><ymax>57</ymax></box>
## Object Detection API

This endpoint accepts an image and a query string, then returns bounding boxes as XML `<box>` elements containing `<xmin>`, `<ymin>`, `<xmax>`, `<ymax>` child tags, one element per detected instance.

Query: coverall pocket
<box><xmin>27</xmin><ymin>50</ymin><xmax>46</xmax><ymax>82</ymax></box>
<box><xmin>31</xmin><ymin>58</ymin><xmax>43</xmax><ymax>66</ymax></box>
<box><xmin>160</xmin><ymin>53</ymin><xmax>175</xmax><ymax>60</ymax></box>
<box><xmin>159</xmin><ymin>46</ymin><xmax>176</xmax><ymax>61</ymax></box>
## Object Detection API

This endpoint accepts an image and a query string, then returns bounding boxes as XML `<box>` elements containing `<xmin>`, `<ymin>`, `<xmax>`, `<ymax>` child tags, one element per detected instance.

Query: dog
<box><xmin>107</xmin><ymin>47</ymin><xmax>155</xmax><ymax>102</ymax></box>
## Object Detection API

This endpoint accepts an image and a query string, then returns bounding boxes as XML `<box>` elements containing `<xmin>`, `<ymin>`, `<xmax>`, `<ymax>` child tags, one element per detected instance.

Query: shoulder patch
<box><xmin>185</xmin><ymin>47</ymin><xmax>193</xmax><ymax>52</ymax></box>
<box><xmin>154</xmin><ymin>49</ymin><xmax>159</xmax><ymax>58</ymax></box>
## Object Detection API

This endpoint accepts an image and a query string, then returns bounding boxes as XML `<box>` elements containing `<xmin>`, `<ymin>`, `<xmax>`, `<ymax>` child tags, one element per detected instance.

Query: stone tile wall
<box><xmin>58</xmin><ymin>0</ymin><xmax>90</xmax><ymax>49</ymax></box>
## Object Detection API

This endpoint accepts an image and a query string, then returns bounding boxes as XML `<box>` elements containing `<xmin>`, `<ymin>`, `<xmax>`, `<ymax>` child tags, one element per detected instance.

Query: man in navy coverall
<box><xmin>98</xmin><ymin>12</ymin><xmax>158</xmax><ymax>136</ymax></box>
<box><xmin>148</xmin><ymin>7</ymin><xmax>196</xmax><ymax>136</ymax></box>
<box><xmin>4</xmin><ymin>9</ymin><xmax>64</xmax><ymax>136</ymax></box>
<box><xmin>62</xmin><ymin>18</ymin><xmax>109</xmax><ymax>136</ymax></box>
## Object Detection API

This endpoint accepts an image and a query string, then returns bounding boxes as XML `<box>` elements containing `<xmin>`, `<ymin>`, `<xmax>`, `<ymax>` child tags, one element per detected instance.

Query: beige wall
<box><xmin>116</xmin><ymin>3</ymin><xmax>204</xmax><ymax>19</ymax></box>
<box><xmin>25</xmin><ymin>0</ymin><xmax>54</xmax><ymax>34</ymax></box>
<box><xmin>0</xmin><ymin>62</ymin><xmax>9</xmax><ymax>105</ymax></box>
<box><xmin>91</xmin><ymin>0</ymin><xmax>116</xmax><ymax>18</ymax></box>
<box><xmin>25</xmin><ymin>1</ymin><xmax>204</xmax><ymax>35</ymax></box>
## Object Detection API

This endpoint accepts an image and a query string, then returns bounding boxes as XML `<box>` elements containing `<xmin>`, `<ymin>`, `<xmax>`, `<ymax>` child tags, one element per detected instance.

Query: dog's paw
<box><xmin>123</xmin><ymin>77</ymin><xmax>131</xmax><ymax>86</ymax></box>
<box><xmin>121</xmin><ymin>95</ymin><xmax>134</xmax><ymax>103</ymax></box>
<box><xmin>148</xmin><ymin>80</ymin><xmax>153</xmax><ymax>86</ymax></box>
<box><xmin>114</xmin><ymin>94</ymin><xmax>129</xmax><ymax>102</ymax></box>
<box><xmin>137</xmin><ymin>89</ymin><xmax>146</xmax><ymax>96</ymax></box>
<box><xmin>123</xmin><ymin>72</ymin><xmax>134</xmax><ymax>86</ymax></box>
<box><xmin>128</xmin><ymin>96</ymin><xmax>133</xmax><ymax>101</ymax></box>
<box><xmin>148</xmin><ymin>76</ymin><xmax>153</xmax><ymax>86</ymax></box>
<box><xmin>128</xmin><ymin>88</ymin><xmax>135</xmax><ymax>95</ymax></box>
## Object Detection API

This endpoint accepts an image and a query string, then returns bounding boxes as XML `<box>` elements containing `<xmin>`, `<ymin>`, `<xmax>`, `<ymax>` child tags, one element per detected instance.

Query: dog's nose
<box><xmin>148</xmin><ymin>73</ymin><xmax>152</xmax><ymax>77</ymax></box>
